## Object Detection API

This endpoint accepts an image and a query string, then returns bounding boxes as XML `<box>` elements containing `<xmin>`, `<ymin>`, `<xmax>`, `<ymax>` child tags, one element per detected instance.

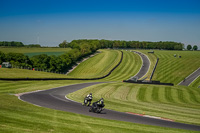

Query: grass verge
<box><xmin>0</xmin><ymin>80</ymin><xmax>198</xmax><ymax>133</ymax></box>
<box><xmin>68</xmin><ymin>82</ymin><xmax>200</xmax><ymax>125</ymax></box>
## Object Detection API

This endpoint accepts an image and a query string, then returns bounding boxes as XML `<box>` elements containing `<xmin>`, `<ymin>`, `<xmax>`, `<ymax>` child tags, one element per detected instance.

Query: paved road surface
<box><xmin>20</xmin><ymin>82</ymin><xmax>200</xmax><ymax>131</ymax></box>
<box><xmin>179</xmin><ymin>68</ymin><xmax>200</xmax><ymax>86</ymax></box>
<box><xmin>132</xmin><ymin>51</ymin><xmax>150</xmax><ymax>79</ymax></box>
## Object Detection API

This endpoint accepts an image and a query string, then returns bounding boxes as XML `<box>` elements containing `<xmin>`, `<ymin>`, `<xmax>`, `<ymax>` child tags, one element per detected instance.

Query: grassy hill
<box><xmin>102</xmin><ymin>50</ymin><xmax>142</xmax><ymax>81</ymax></box>
<box><xmin>0</xmin><ymin>49</ymin><xmax>123</xmax><ymax>79</ymax></box>
<box><xmin>68</xmin><ymin>82</ymin><xmax>200</xmax><ymax>125</ymax></box>
<box><xmin>68</xmin><ymin>49</ymin><xmax>122</xmax><ymax>78</ymax></box>
<box><xmin>1</xmin><ymin>49</ymin><xmax>200</xmax><ymax>132</ymax></box>
<box><xmin>0</xmin><ymin>49</ymin><xmax>142</xmax><ymax>80</ymax></box>
<box><xmin>151</xmin><ymin>50</ymin><xmax>200</xmax><ymax>85</ymax></box>
<box><xmin>0</xmin><ymin>80</ymin><xmax>197</xmax><ymax>133</ymax></box>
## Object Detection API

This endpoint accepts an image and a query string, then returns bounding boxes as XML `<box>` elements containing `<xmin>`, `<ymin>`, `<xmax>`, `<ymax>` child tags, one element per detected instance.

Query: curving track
<box><xmin>20</xmin><ymin>82</ymin><xmax>200</xmax><ymax>131</ymax></box>
<box><xmin>19</xmin><ymin>52</ymin><xmax>200</xmax><ymax>131</ymax></box>
<box><xmin>179</xmin><ymin>67</ymin><xmax>200</xmax><ymax>86</ymax></box>
<box><xmin>132</xmin><ymin>51</ymin><xmax>150</xmax><ymax>79</ymax></box>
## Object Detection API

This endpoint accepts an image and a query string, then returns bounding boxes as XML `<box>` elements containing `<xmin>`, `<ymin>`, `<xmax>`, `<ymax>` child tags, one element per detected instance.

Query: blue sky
<box><xmin>0</xmin><ymin>0</ymin><xmax>200</xmax><ymax>47</ymax></box>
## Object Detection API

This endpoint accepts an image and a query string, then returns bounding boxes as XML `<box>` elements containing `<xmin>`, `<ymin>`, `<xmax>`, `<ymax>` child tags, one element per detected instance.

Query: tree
<box><xmin>0</xmin><ymin>51</ymin><xmax>5</xmax><ymax>64</ymax></box>
<box><xmin>187</xmin><ymin>45</ymin><xmax>192</xmax><ymax>50</ymax></box>
<box><xmin>59</xmin><ymin>40</ymin><xmax>68</xmax><ymax>48</ymax></box>
<box><xmin>193</xmin><ymin>45</ymin><xmax>198</xmax><ymax>50</ymax></box>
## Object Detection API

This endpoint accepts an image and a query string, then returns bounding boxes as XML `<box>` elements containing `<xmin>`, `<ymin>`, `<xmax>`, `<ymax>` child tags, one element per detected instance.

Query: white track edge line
<box><xmin>178</xmin><ymin>67</ymin><xmax>200</xmax><ymax>85</ymax></box>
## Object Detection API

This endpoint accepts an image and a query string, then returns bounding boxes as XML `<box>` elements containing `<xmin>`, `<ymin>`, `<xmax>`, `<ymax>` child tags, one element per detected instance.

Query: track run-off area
<box><xmin>19</xmin><ymin>51</ymin><xmax>200</xmax><ymax>131</ymax></box>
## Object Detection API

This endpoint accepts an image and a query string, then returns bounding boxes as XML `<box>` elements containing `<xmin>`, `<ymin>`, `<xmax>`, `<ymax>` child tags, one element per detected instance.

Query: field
<box><xmin>190</xmin><ymin>76</ymin><xmax>200</xmax><ymax>88</ymax></box>
<box><xmin>102</xmin><ymin>50</ymin><xmax>142</xmax><ymax>81</ymax></box>
<box><xmin>68</xmin><ymin>49</ymin><xmax>122</xmax><ymax>78</ymax></box>
<box><xmin>0</xmin><ymin>68</ymin><xmax>68</xmax><ymax>78</ymax></box>
<box><xmin>0</xmin><ymin>49</ymin><xmax>128</xmax><ymax>79</ymax></box>
<box><xmin>68</xmin><ymin>49</ymin><xmax>142</xmax><ymax>80</ymax></box>
<box><xmin>68</xmin><ymin>82</ymin><xmax>200</xmax><ymax>125</ymax></box>
<box><xmin>0</xmin><ymin>49</ymin><xmax>200</xmax><ymax>132</ymax></box>
<box><xmin>0</xmin><ymin>80</ymin><xmax>197</xmax><ymax>133</ymax></box>
<box><xmin>0</xmin><ymin>47</ymin><xmax>70</xmax><ymax>57</ymax></box>
<box><xmin>151</xmin><ymin>50</ymin><xmax>200</xmax><ymax>85</ymax></box>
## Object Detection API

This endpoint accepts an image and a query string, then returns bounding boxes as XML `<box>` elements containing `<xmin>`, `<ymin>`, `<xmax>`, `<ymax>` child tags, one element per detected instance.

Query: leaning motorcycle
<box><xmin>89</xmin><ymin>102</ymin><xmax>104</xmax><ymax>113</ymax></box>
<box><xmin>82</xmin><ymin>96</ymin><xmax>92</xmax><ymax>106</ymax></box>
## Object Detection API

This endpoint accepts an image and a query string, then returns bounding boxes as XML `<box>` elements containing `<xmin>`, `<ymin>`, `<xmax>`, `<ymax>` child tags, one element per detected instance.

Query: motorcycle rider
<box><xmin>97</xmin><ymin>98</ymin><xmax>105</xmax><ymax>108</ymax></box>
<box><xmin>83</xmin><ymin>93</ymin><xmax>93</xmax><ymax>106</ymax></box>
<box><xmin>89</xmin><ymin>98</ymin><xmax>105</xmax><ymax>113</ymax></box>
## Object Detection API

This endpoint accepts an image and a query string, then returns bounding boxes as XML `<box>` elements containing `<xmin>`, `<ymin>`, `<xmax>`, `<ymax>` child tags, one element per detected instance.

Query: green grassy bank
<box><xmin>0</xmin><ymin>80</ymin><xmax>197</xmax><ymax>133</ymax></box>
<box><xmin>68</xmin><ymin>82</ymin><xmax>200</xmax><ymax>125</ymax></box>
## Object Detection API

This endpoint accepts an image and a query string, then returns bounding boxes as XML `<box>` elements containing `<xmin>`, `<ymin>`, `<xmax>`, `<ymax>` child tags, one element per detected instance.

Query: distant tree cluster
<box><xmin>187</xmin><ymin>44</ymin><xmax>198</xmax><ymax>50</ymax></box>
<box><xmin>59</xmin><ymin>40</ymin><xmax>68</xmax><ymax>48</ymax></box>
<box><xmin>0</xmin><ymin>51</ymin><xmax>31</xmax><ymax>68</ymax></box>
<box><xmin>0</xmin><ymin>40</ymin><xmax>99</xmax><ymax>73</ymax></box>
<box><xmin>0</xmin><ymin>41</ymin><xmax>24</xmax><ymax>47</ymax></box>
<box><xmin>68</xmin><ymin>39</ymin><xmax>184</xmax><ymax>50</ymax></box>
<box><xmin>0</xmin><ymin>41</ymin><xmax>41</xmax><ymax>47</ymax></box>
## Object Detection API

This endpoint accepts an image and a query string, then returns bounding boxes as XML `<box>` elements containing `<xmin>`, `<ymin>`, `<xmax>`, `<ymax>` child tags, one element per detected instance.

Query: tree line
<box><xmin>0</xmin><ymin>39</ymin><xmax>198</xmax><ymax>73</ymax></box>
<box><xmin>187</xmin><ymin>44</ymin><xmax>198</xmax><ymax>50</ymax></box>
<box><xmin>0</xmin><ymin>41</ymin><xmax>98</xmax><ymax>73</ymax></box>
<box><xmin>0</xmin><ymin>41</ymin><xmax>41</xmax><ymax>47</ymax></box>
<box><xmin>60</xmin><ymin>39</ymin><xmax>185</xmax><ymax>50</ymax></box>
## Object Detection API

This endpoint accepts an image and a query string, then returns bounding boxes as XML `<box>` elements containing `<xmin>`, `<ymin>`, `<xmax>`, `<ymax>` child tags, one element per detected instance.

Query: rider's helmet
<box><xmin>90</xmin><ymin>93</ymin><xmax>92</xmax><ymax>95</ymax></box>
<box><xmin>101</xmin><ymin>98</ymin><xmax>104</xmax><ymax>101</ymax></box>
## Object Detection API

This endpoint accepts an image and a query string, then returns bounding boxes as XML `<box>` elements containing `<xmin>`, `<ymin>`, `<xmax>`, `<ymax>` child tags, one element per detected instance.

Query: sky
<box><xmin>0</xmin><ymin>0</ymin><xmax>200</xmax><ymax>47</ymax></box>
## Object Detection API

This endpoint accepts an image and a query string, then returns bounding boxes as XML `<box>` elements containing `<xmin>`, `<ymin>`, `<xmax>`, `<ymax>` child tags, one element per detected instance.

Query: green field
<box><xmin>190</xmin><ymin>76</ymin><xmax>200</xmax><ymax>88</ymax></box>
<box><xmin>0</xmin><ymin>49</ymin><xmax>129</xmax><ymax>79</ymax></box>
<box><xmin>102</xmin><ymin>50</ymin><xmax>142</xmax><ymax>81</ymax></box>
<box><xmin>24</xmin><ymin>52</ymin><xmax>66</xmax><ymax>57</ymax></box>
<box><xmin>68</xmin><ymin>49</ymin><xmax>122</xmax><ymax>78</ymax></box>
<box><xmin>0</xmin><ymin>49</ymin><xmax>200</xmax><ymax>132</ymax></box>
<box><xmin>68</xmin><ymin>49</ymin><xmax>142</xmax><ymax>80</ymax></box>
<box><xmin>0</xmin><ymin>68</ymin><xmax>68</xmax><ymax>78</ymax></box>
<box><xmin>0</xmin><ymin>80</ymin><xmax>197</xmax><ymax>133</ymax></box>
<box><xmin>68</xmin><ymin>82</ymin><xmax>200</xmax><ymax>125</ymax></box>
<box><xmin>151</xmin><ymin>50</ymin><xmax>200</xmax><ymax>85</ymax></box>
<box><xmin>0</xmin><ymin>47</ymin><xmax>70</xmax><ymax>57</ymax></box>
<box><xmin>0</xmin><ymin>47</ymin><xmax>70</xmax><ymax>54</ymax></box>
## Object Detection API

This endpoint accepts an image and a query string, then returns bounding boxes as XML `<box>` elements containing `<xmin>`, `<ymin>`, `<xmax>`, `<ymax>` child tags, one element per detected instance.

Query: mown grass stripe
<box><xmin>187</xmin><ymin>89</ymin><xmax>200</xmax><ymax>103</ymax></box>
<box><xmin>152</xmin><ymin>86</ymin><xmax>159</xmax><ymax>102</ymax></box>
<box><xmin>137</xmin><ymin>87</ymin><xmax>147</xmax><ymax>102</ymax></box>
<box><xmin>177</xmin><ymin>89</ymin><xmax>187</xmax><ymax>103</ymax></box>
<box><xmin>165</xmin><ymin>87</ymin><xmax>175</xmax><ymax>103</ymax></box>
<box><xmin>152</xmin><ymin>50</ymin><xmax>200</xmax><ymax>85</ymax></box>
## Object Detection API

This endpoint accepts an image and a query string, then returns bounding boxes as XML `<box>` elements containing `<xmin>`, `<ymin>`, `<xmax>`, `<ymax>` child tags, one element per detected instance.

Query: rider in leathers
<box><xmin>97</xmin><ymin>98</ymin><xmax>105</xmax><ymax>108</ymax></box>
<box><xmin>84</xmin><ymin>93</ymin><xmax>93</xmax><ymax>106</ymax></box>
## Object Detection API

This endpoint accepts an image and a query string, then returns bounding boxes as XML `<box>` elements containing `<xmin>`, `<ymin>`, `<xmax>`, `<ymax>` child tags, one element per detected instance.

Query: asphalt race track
<box><xmin>19</xmin><ymin>52</ymin><xmax>200</xmax><ymax>131</ymax></box>
<box><xmin>179</xmin><ymin>67</ymin><xmax>200</xmax><ymax>86</ymax></box>
<box><xmin>132</xmin><ymin>51</ymin><xmax>150</xmax><ymax>79</ymax></box>
<box><xmin>20</xmin><ymin>82</ymin><xmax>200</xmax><ymax>131</ymax></box>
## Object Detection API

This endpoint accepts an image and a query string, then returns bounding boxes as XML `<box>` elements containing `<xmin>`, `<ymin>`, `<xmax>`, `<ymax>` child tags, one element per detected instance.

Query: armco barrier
<box><xmin>150</xmin><ymin>58</ymin><xmax>159</xmax><ymax>81</ymax></box>
<box><xmin>123</xmin><ymin>80</ymin><xmax>174</xmax><ymax>86</ymax></box>
<box><xmin>0</xmin><ymin>51</ymin><xmax>123</xmax><ymax>81</ymax></box>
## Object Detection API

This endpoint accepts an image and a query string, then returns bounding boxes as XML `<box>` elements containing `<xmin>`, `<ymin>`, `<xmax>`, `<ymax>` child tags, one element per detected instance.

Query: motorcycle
<box><xmin>89</xmin><ymin>102</ymin><xmax>104</xmax><ymax>113</ymax></box>
<box><xmin>82</xmin><ymin>96</ymin><xmax>92</xmax><ymax>106</ymax></box>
